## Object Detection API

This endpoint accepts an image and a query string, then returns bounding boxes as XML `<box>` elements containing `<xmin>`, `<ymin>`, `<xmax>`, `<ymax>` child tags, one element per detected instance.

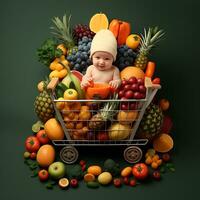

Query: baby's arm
<box><xmin>109</xmin><ymin>67</ymin><xmax>121</xmax><ymax>89</ymax></box>
<box><xmin>81</xmin><ymin>65</ymin><xmax>93</xmax><ymax>89</ymax></box>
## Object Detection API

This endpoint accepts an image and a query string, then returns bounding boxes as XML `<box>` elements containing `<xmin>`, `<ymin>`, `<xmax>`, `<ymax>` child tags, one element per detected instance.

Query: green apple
<box><xmin>48</xmin><ymin>161</ymin><xmax>66</xmax><ymax>179</ymax></box>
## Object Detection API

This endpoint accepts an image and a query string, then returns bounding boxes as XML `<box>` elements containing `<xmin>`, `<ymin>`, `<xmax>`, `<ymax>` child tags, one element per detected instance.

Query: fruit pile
<box><xmin>23</xmin><ymin>12</ymin><xmax>175</xmax><ymax>189</ymax></box>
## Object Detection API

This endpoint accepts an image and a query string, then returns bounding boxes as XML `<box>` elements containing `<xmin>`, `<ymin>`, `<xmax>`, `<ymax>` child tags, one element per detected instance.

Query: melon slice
<box><xmin>89</xmin><ymin>13</ymin><xmax>109</xmax><ymax>33</ymax></box>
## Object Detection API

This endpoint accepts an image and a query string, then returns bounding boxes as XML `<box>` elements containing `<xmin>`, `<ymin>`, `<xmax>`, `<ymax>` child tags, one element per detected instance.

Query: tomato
<box><xmin>64</xmin><ymin>89</ymin><xmax>78</xmax><ymax>100</ymax></box>
<box><xmin>25</xmin><ymin>136</ymin><xmax>40</xmax><ymax>153</ymax></box>
<box><xmin>36</xmin><ymin>129</ymin><xmax>50</xmax><ymax>144</ymax></box>
<box><xmin>132</xmin><ymin>163</ymin><xmax>149</xmax><ymax>180</ymax></box>
<box><xmin>38</xmin><ymin>169</ymin><xmax>49</xmax><ymax>181</ymax></box>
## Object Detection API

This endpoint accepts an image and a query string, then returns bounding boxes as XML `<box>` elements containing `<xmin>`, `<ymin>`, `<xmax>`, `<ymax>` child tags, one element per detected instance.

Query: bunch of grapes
<box><xmin>73</xmin><ymin>24</ymin><xmax>95</xmax><ymax>43</ymax></box>
<box><xmin>67</xmin><ymin>36</ymin><xmax>92</xmax><ymax>73</ymax></box>
<box><xmin>115</xmin><ymin>45</ymin><xmax>138</xmax><ymax>71</ymax></box>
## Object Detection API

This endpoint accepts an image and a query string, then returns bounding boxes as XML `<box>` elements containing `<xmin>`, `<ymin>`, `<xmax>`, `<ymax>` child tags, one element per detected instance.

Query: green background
<box><xmin>1</xmin><ymin>0</ymin><xmax>199</xmax><ymax>199</ymax></box>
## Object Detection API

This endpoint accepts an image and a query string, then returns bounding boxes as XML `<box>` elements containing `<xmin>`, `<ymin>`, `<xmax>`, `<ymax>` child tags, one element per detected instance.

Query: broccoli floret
<box><xmin>103</xmin><ymin>159</ymin><xmax>120</xmax><ymax>177</ymax></box>
<box><xmin>68</xmin><ymin>164</ymin><xmax>83</xmax><ymax>180</ymax></box>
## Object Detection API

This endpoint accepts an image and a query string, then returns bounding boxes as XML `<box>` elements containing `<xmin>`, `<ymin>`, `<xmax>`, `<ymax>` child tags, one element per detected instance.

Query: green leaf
<box><xmin>166</xmin><ymin>163</ymin><xmax>175</xmax><ymax>169</ymax></box>
<box><xmin>30</xmin><ymin>170</ymin><xmax>38</xmax><ymax>178</ymax></box>
<box><xmin>169</xmin><ymin>167</ymin><xmax>175</xmax><ymax>172</ymax></box>
<box><xmin>160</xmin><ymin>166</ymin><xmax>166</xmax><ymax>173</ymax></box>
<box><xmin>46</xmin><ymin>183</ymin><xmax>53</xmax><ymax>189</ymax></box>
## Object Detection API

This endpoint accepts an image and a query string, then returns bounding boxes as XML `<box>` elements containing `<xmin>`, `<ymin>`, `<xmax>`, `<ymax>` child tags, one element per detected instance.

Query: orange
<box><xmin>36</xmin><ymin>144</ymin><xmax>55</xmax><ymax>167</ymax></box>
<box><xmin>153</xmin><ymin>133</ymin><xmax>174</xmax><ymax>153</ymax></box>
<box><xmin>44</xmin><ymin>118</ymin><xmax>65</xmax><ymax>140</ymax></box>
<box><xmin>89</xmin><ymin>13</ymin><xmax>109</xmax><ymax>33</ymax></box>
<box><xmin>126</xmin><ymin>34</ymin><xmax>141</xmax><ymax>49</ymax></box>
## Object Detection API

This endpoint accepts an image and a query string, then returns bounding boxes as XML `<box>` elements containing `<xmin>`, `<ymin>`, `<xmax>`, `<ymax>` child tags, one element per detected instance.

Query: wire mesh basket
<box><xmin>48</xmin><ymin>77</ymin><xmax>161</xmax><ymax>164</ymax></box>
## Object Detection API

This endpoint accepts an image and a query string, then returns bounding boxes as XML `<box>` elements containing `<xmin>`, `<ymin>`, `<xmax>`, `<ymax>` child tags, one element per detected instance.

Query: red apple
<box><xmin>138</xmin><ymin>85</ymin><xmax>146</xmax><ymax>93</ymax></box>
<box><xmin>70</xmin><ymin>179</ymin><xmax>78</xmax><ymax>187</ymax></box>
<box><xmin>121</xmin><ymin>79</ymin><xmax>128</xmax><ymax>86</ymax></box>
<box><xmin>133</xmin><ymin>92</ymin><xmax>141</xmax><ymax>99</ymax></box>
<box><xmin>125</xmin><ymin>90</ymin><xmax>134</xmax><ymax>99</ymax></box>
<box><xmin>124</xmin><ymin>84</ymin><xmax>132</xmax><ymax>91</ymax></box>
<box><xmin>131</xmin><ymin>83</ymin><xmax>139</xmax><ymax>91</ymax></box>
<box><xmin>137</xmin><ymin>78</ymin><xmax>144</xmax><ymax>85</ymax></box>
<box><xmin>118</xmin><ymin>90</ymin><xmax>125</xmax><ymax>98</ymax></box>
<box><xmin>128</xmin><ymin>77</ymin><xmax>137</xmax><ymax>84</ymax></box>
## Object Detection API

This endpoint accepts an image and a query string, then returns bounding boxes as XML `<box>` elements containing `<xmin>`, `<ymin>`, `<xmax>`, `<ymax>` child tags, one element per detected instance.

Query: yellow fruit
<box><xmin>121</xmin><ymin>166</ymin><xmax>132</xmax><ymax>177</ymax></box>
<box><xmin>126</xmin><ymin>34</ymin><xmax>141</xmax><ymax>49</ymax></box>
<box><xmin>89</xmin><ymin>13</ymin><xmax>109</xmax><ymax>33</ymax></box>
<box><xmin>98</xmin><ymin>172</ymin><xmax>112</xmax><ymax>185</ymax></box>
<box><xmin>56</xmin><ymin>97</ymin><xmax>65</xmax><ymax>110</ymax></box>
<box><xmin>117</xmin><ymin>111</ymin><xmax>138</xmax><ymax>125</ymax></box>
<box><xmin>36</xmin><ymin>144</ymin><xmax>55</xmax><ymax>167</ymax></box>
<box><xmin>151</xmin><ymin>162</ymin><xmax>159</xmax><ymax>169</ymax></box>
<box><xmin>57</xmin><ymin>44</ymin><xmax>67</xmax><ymax>56</ymax></box>
<box><xmin>37</xmin><ymin>81</ymin><xmax>45</xmax><ymax>92</ymax></box>
<box><xmin>145</xmin><ymin>156</ymin><xmax>153</xmax><ymax>165</ymax></box>
<box><xmin>152</xmin><ymin>154</ymin><xmax>159</xmax><ymax>162</ymax></box>
<box><xmin>44</xmin><ymin>118</ymin><xmax>65</xmax><ymax>140</ymax></box>
<box><xmin>87</xmin><ymin>165</ymin><xmax>102</xmax><ymax>176</ymax></box>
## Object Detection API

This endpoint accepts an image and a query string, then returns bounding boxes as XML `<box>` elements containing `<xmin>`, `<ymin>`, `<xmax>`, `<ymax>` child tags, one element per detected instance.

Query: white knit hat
<box><xmin>90</xmin><ymin>29</ymin><xmax>117</xmax><ymax>61</ymax></box>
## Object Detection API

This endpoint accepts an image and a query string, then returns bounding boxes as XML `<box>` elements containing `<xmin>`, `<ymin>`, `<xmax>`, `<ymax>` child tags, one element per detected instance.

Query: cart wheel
<box><xmin>123</xmin><ymin>146</ymin><xmax>143</xmax><ymax>164</ymax></box>
<box><xmin>60</xmin><ymin>146</ymin><xmax>79</xmax><ymax>164</ymax></box>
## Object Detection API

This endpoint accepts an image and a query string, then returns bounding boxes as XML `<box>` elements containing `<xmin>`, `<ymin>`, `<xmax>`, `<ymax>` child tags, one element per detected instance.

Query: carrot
<box><xmin>145</xmin><ymin>61</ymin><xmax>156</xmax><ymax>78</ymax></box>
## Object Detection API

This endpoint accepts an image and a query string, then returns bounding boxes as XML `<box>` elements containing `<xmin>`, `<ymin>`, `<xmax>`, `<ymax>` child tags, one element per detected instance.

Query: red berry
<box><xmin>79</xmin><ymin>160</ymin><xmax>86</xmax><ymax>166</ymax></box>
<box><xmin>122</xmin><ymin>80</ymin><xmax>128</xmax><ymax>86</ymax></box>
<box><xmin>138</xmin><ymin>85</ymin><xmax>146</xmax><ymax>94</ymax></box>
<box><xmin>137</xmin><ymin>78</ymin><xmax>144</xmax><ymax>85</ymax></box>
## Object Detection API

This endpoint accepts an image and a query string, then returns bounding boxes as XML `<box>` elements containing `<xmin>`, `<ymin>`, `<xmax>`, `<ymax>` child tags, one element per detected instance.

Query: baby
<box><xmin>81</xmin><ymin>29</ymin><xmax>121</xmax><ymax>89</ymax></box>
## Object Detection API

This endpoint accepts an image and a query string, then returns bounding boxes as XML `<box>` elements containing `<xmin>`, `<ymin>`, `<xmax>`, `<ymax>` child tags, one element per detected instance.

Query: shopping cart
<box><xmin>48</xmin><ymin>77</ymin><xmax>161</xmax><ymax>164</ymax></box>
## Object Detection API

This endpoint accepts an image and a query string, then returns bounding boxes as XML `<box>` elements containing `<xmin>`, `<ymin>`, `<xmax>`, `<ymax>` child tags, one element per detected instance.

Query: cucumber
<box><xmin>86</xmin><ymin>181</ymin><xmax>99</xmax><ymax>189</ymax></box>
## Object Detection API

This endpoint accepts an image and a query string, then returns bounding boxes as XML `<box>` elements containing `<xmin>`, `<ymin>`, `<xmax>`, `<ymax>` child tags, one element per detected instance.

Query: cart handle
<box><xmin>47</xmin><ymin>77</ymin><xmax>59</xmax><ymax>91</ymax></box>
<box><xmin>145</xmin><ymin>77</ymin><xmax>161</xmax><ymax>89</ymax></box>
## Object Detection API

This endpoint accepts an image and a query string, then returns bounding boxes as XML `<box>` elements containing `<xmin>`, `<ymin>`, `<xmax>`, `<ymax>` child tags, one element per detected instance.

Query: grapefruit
<box><xmin>36</xmin><ymin>144</ymin><xmax>55</xmax><ymax>167</ymax></box>
<box><xmin>120</xmin><ymin>66</ymin><xmax>145</xmax><ymax>80</ymax></box>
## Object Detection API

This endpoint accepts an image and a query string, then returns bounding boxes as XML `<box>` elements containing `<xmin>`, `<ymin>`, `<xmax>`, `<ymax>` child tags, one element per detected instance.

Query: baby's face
<box><xmin>92</xmin><ymin>51</ymin><xmax>114</xmax><ymax>71</ymax></box>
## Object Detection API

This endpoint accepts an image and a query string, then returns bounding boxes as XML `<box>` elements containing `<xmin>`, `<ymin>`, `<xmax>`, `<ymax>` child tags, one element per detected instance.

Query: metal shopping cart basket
<box><xmin>48</xmin><ymin>77</ymin><xmax>161</xmax><ymax>164</ymax></box>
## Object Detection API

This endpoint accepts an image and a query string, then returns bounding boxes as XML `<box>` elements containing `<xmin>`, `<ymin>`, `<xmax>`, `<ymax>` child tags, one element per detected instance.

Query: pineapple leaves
<box><xmin>50</xmin><ymin>13</ymin><xmax>74</xmax><ymax>48</ymax></box>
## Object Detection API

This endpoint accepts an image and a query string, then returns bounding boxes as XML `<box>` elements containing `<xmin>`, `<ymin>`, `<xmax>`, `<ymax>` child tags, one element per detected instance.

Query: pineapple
<box><xmin>89</xmin><ymin>94</ymin><xmax>119</xmax><ymax>130</ymax></box>
<box><xmin>134</xmin><ymin>27</ymin><xmax>165</xmax><ymax>71</ymax></box>
<box><xmin>34</xmin><ymin>81</ymin><xmax>54</xmax><ymax>122</ymax></box>
<box><xmin>137</xmin><ymin>103</ymin><xmax>163</xmax><ymax>140</ymax></box>
<box><xmin>50</xmin><ymin>14</ymin><xmax>75</xmax><ymax>50</ymax></box>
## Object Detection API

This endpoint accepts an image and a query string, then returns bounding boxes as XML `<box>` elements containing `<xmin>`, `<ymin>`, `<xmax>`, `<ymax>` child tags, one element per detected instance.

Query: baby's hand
<box><xmin>109</xmin><ymin>80</ymin><xmax>121</xmax><ymax>90</ymax></box>
<box><xmin>81</xmin><ymin>77</ymin><xmax>93</xmax><ymax>89</ymax></box>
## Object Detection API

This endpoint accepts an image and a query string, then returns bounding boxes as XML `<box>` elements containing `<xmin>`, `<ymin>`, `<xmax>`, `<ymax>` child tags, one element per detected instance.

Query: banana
<box><xmin>60</xmin><ymin>62</ymin><xmax>85</xmax><ymax>99</ymax></box>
